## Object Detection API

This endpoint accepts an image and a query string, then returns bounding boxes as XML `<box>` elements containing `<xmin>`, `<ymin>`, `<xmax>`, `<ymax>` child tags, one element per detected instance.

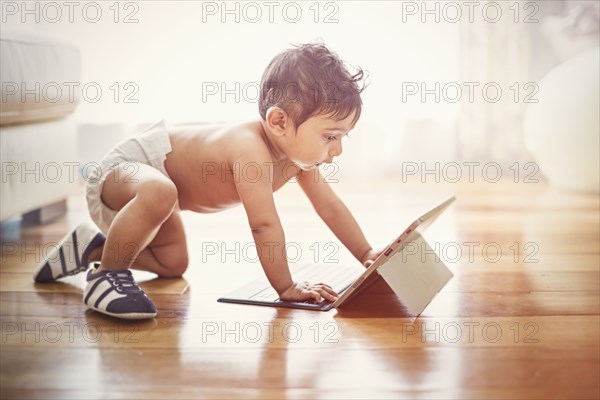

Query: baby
<box><xmin>33</xmin><ymin>43</ymin><xmax>382</xmax><ymax>319</ymax></box>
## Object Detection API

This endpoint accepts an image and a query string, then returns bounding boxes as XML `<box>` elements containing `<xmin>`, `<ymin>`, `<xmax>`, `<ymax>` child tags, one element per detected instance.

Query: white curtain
<box><xmin>458</xmin><ymin>1</ymin><xmax>533</xmax><ymax>163</ymax></box>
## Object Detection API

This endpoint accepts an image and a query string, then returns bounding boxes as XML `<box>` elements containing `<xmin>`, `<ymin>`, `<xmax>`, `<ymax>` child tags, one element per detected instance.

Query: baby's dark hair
<box><xmin>259</xmin><ymin>43</ymin><xmax>366</xmax><ymax>129</ymax></box>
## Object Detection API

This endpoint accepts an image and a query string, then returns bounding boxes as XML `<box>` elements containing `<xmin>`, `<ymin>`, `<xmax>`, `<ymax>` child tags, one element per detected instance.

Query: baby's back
<box><xmin>164</xmin><ymin>120</ymin><xmax>295</xmax><ymax>213</ymax></box>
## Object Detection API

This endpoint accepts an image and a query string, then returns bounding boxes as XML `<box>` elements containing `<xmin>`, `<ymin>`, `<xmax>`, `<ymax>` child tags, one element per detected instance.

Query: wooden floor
<box><xmin>1</xmin><ymin>177</ymin><xmax>599</xmax><ymax>399</ymax></box>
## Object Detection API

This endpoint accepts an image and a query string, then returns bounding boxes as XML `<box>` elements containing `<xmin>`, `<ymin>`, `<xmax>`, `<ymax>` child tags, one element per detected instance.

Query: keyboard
<box><xmin>249</xmin><ymin>264</ymin><xmax>363</xmax><ymax>303</ymax></box>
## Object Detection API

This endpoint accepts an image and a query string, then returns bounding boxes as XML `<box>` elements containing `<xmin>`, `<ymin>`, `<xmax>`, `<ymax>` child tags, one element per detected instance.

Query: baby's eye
<box><xmin>324</xmin><ymin>135</ymin><xmax>337</xmax><ymax>142</ymax></box>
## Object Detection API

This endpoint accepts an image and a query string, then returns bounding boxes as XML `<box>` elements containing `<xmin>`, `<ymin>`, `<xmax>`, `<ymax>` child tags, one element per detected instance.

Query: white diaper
<box><xmin>85</xmin><ymin>120</ymin><xmax>173</xmax><ymax>234</ymax></box>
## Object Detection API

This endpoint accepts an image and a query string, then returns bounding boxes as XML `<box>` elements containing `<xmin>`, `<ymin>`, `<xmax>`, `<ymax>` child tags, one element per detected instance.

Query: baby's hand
<box><xmin>279</xmin><ymin>281</ymin><xmax>339</xmax><ymax>303</ymax></box>
<box><xmin>361</xmin><ymin>248</ymin><xmax>385</xmax><ymax>268</ymax></box>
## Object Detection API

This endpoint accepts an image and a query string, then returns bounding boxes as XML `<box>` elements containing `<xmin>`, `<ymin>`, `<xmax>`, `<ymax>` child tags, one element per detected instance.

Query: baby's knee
<box><xmin>160</xmin><ymin>255</ymin><xmax>189</xmax><ymax>278</ymax></box>
<box><xmin>138</xmin><ymin>179</ymin><xmax>178</xmax><ymax>215</ymax></box>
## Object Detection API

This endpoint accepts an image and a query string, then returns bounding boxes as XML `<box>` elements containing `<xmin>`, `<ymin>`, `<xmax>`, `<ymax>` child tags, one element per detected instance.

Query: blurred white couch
<box><xmin>524</xmin><ymin>5</ymin><xmax>599</xmax><ymax>193</ymax></box>
<box><xmin>1</xmin><ymin>29</ymin><xmax>81</xmax><ymax>222</ymax></box>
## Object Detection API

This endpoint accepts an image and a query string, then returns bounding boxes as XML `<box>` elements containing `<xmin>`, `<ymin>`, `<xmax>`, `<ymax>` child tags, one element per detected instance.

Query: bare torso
<box><xmin>164</xmin><ymin>120</ymin><xmax>298</xmax><ymax>213</ymax></box>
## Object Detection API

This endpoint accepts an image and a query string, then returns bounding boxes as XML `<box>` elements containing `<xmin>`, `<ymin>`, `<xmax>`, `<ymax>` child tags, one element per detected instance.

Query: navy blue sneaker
<box><xmin>34</xmin><ymin>223</ymin><xmax>105</xmax><ymax>283</ymax></box>
<box><xmin>84</xmin><ymin>264</ymin><xmax>157</xmax><ymax>319</ymax></box>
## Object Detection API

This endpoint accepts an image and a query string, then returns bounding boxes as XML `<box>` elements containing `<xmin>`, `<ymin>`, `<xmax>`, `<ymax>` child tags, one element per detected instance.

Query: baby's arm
<box><xmin>233</xmin><ymin>151</ymin><xmax>338</xmax><ymax>302</ymax></box>
<box><xmin>297</xmin><ymin>169</ymin><xmax>383</xmax><ymax>266</ymax></box>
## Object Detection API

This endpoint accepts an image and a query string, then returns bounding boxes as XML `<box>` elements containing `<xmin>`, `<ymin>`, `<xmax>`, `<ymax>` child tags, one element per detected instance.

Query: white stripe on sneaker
<box><xmin>85</xmin><ymin>280</ymin><xmax>124</xmax><ymax>307</ymax></box>
<box><xmin>96</xmin><ymin>289</ymin><xmax>127</xmax><ymax>311</ymax></box>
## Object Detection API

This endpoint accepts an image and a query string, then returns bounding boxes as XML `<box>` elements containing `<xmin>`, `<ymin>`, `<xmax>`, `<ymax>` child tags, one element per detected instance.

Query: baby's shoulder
<box><xmin>222</xmin><ymin>121</ymin><xmax>272</xmax><ymax>161</ymax></box>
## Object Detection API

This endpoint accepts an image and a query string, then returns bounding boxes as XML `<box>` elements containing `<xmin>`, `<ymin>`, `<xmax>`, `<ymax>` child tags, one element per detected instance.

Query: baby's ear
<box><xmin>266</xmin><ymin>107</ymin><xmax>288</xmax><ymax>136</ymax></box>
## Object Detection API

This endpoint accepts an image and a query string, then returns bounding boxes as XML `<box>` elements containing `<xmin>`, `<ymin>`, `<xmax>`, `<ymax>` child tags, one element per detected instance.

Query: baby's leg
<box><xmin>97</xmin><ymin>162</ymin><xmax>188</xmax><ymax>277</ymax></box>
<box><xmin>90</xmin><ymin>212</ymin><xmax>188</xmax><ymax>278</ymax></box>
<box><xmin>126</xmin><ymin>211</ymin><xmax>188</xmax><ymax>278</ymax></box>
<box><xmin>82</xmin><ymin>162</ymin><xmax>186</xmax><ymax>318</ymax></box>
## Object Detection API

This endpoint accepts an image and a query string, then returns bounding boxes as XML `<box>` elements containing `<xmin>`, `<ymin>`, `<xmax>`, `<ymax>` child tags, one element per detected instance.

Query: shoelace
<box><xmin>107</xmin><ymin>270</ymin><xmax>142</xmax><ymax>294</ymax></box>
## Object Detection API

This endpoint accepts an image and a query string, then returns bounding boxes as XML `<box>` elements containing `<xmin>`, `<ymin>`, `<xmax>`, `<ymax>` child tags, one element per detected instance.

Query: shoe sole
<box><xmin>86</xmin><ymin>304</ymin><xmax>157</xmax><ymax>320</ymax></box>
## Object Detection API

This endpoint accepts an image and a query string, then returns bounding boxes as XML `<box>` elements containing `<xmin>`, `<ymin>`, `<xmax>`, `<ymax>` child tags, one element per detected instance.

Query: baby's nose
<box><xmin>330</xmin><ymin>143</ymin><xmax>343</xmax><ymax>157</ymax></box>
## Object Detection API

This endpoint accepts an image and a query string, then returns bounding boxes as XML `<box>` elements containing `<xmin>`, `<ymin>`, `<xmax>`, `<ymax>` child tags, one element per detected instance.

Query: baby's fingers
<box><xmin>306</xmin><ymin>290</ymin><xmax>323</xmax><ymax>303</ymax></box>
<box><xmin>313</xmin><ymin>288</ymin><xmax>337</xmax><ymax>302</ymax></box>
<box><xmin>320</xmin><ymin>291</ymin><xmax>336</xmax><ymax>302</ymax></box>
<box><xmin>316</xmin><ymin>283</ymin><xmax>339</xmax><ymax>299</ymax></box>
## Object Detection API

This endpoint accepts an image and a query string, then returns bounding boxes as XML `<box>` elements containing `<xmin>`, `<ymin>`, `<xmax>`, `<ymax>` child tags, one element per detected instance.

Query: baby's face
<box><xmin>285</xmin><ymin>111</ymin><xmax>356</xmax><ymax>171</ymax></box>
